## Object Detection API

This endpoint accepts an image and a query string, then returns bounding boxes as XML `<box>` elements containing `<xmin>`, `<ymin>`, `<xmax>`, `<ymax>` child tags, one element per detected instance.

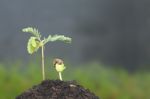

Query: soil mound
<box><xmin>16</xmin><ymin>80</ymin><xmax>99</xmax><ymax>99</ymax></box>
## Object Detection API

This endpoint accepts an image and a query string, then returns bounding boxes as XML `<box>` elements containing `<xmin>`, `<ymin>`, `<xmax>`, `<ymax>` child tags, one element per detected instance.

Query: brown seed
<box><xmin>53</xmin><ymin>58</ymin><xmax>64</xmax><ymax>66</ymax></box>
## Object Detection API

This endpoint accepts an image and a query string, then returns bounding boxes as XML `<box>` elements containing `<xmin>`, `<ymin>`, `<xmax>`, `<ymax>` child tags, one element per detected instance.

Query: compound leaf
<box><xmin>44</xmin><ymin>35</ymin><xmax>72</xmax><ymax>44</ymax></box>
<box><xmin>22</xmin><ymin>27</ymin><xmax>41</xmax><ymax>40</ymax></box>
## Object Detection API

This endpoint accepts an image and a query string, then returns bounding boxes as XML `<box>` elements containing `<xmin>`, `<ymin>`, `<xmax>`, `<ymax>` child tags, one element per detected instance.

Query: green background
<box><xmin>0</xmin><ymin>61</ymin><xmax>149</xmax><ymax>99</ymax></box>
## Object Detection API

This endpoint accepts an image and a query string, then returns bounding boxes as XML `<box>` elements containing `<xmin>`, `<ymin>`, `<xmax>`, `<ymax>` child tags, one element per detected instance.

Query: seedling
<box><xmin>22</xmin><ymin>27</ymin><xmax>71</xmax><ymax>80</ymax></box>
<box><xmin>53</xmin><ymin>58</ymin><xmax>66</xmax><ymax>80</ymax></box>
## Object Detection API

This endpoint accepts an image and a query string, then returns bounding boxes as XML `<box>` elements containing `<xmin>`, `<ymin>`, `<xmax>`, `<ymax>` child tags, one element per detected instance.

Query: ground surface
<box><xmin>16</xmin><ymin>80</ymin><xmax>99</xmax><ymax>99</ymax></box>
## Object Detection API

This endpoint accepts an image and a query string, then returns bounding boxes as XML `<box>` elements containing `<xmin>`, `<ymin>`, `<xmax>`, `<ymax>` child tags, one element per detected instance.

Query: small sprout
<box><xmin>53</xmin><ymin>58</ymin><xmax>66</xmax><ymax>81</ymax></box>
<box><xmin>22</xmin><ymin>27</ymin><xmax>71</xmax><ymax>80</ymax></box>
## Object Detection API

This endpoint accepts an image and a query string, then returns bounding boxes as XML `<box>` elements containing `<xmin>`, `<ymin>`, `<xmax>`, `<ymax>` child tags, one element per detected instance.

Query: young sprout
<box><xmin>22</xmin><ymin>27</ymin><xmax>71</xmax><ymax>80</ymax></box>
<box><xmin>53</xmin><ymin>58</ymin><xmax>66</xmax><ymax>81</ymax></box>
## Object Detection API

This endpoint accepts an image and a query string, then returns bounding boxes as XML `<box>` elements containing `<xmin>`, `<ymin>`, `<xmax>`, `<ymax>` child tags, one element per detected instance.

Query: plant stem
<box><xmin>59</xmin><ymin>72</ymin><xmax>62</xmax><ymax>81</ymax></box>
<box><xmin>41</xmin><ymin>45</ymin><xmax>45</xmax><ymax>80</ymax></box>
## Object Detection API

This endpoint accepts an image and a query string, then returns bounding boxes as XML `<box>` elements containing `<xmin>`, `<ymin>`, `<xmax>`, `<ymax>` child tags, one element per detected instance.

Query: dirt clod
<box><xmin>16</xmin><ymin>80</ymin><xmax>99</xmax><ymax>99</ymax></box>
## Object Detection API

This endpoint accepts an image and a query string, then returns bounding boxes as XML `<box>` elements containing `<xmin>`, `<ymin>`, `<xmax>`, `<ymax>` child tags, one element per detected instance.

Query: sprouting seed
<box><xmin>53</xmin><ymin>58</ymin><xmax>66</xmax><ymax>81</ymax></box>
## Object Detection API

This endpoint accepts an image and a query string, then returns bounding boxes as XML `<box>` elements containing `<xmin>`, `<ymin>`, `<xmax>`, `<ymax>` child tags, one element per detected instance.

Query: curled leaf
<box><xmin>31</xmin><ymin>37</ymin><xmax>37</xmax><ymax>47</ymax></box>
<box><xmin>27</xmin><ymin>37</ymin><xmax>40</xmax><ymax>54</ymax></box>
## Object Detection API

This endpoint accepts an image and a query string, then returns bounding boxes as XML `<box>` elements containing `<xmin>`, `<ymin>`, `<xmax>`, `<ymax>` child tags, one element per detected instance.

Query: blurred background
<box><xmin>0</xmin><ymin>0</ymin><xmax>150</xmax><ymax>99</ymax></box>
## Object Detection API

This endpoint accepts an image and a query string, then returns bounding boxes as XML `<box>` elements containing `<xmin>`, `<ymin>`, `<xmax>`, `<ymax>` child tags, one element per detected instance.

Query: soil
<box><xmin>16</xmin><ymin>80</ymin><xmax>99</xmax><ymax>99</ymax></box>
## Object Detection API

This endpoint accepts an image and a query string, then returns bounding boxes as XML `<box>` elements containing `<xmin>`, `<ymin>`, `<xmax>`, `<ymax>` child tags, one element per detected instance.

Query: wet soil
<box><xmin>16</xmin><ymin>80</ymin><xmax>99</xmax><ymax>99</ymax></box>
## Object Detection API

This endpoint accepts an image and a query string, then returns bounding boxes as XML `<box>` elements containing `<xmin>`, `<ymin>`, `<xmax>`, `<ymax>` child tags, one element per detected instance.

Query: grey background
<box><xmin>0</xmin><ymin>0</ymin><xmax>150</xmax><ymax>70</ymax></box>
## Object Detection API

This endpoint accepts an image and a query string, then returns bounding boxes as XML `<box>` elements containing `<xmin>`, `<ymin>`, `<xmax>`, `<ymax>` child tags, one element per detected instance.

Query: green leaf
<box><xmin>55</xmin><ymin>63</ymin><xmax>66</xmax><ymax>72</ymax></box>
<box><xmin>31</xmin><ymin>37</ymin><xmax>37</xmax><ymax>47</ymax></box>
<box><xmin>27</xmin><ymin>37</ymin><xmax>40</xmax><ymax>54</ymax></box>
<box><xmin>22</xmin><ymin>27</ymin><xmax>41</xmax><ymax>40</ymax></box>
<box><xmin>44</xmin><ymin>35</ymin><xmax>72</xmax><ymax>44</ymax></box>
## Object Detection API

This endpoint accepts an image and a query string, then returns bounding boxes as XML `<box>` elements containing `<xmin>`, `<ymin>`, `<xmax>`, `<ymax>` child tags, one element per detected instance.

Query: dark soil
<box><xmin>16</xmin><ymin>80</ymin><xmax>99</xmax><ymax>99</ymax></box>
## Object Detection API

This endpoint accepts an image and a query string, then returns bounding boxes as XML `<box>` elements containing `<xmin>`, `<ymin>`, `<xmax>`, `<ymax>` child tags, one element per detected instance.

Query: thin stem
<box><xmin>59</xmin><ymin>72</ymin><xmax>62</xmax><ymax>81</ymax></box>
<box><xmin>41</xmin><ymin>45</ymin><xmax>45</xmax><ymax>80</ymax></box>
